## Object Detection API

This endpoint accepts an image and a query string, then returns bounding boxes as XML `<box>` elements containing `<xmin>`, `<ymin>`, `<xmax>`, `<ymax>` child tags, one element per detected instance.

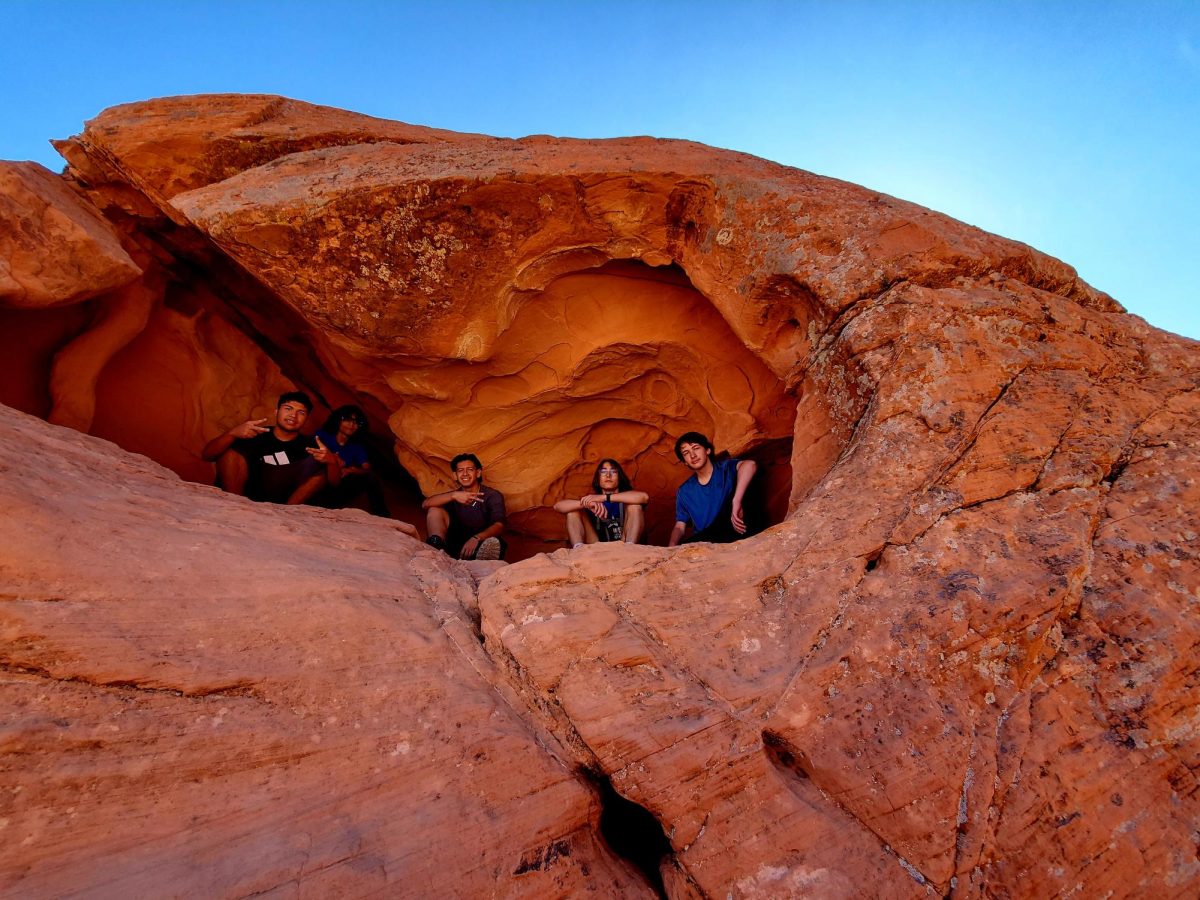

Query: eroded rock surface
<box><xmin>1</xmin><ymin>96</ymin><xmax>1198</xmax><ymax>896</ymax></box>
<box><xmin>0</xmin><ymin>405</ymin><xmax>648</xmax><ymax>898</ymax></box>
<box><xmin>0</xmin><ymin>161</ymin><xmax>141</xmax><ymax>309</ymax></box>
<box><xmin>35</xmin><ymin>94</ymin><xmax>1116</xmax><ymax>551</ymax></box>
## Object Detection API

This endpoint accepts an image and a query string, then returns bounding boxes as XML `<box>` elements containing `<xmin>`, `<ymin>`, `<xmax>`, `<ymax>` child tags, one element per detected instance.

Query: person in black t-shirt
<box><xmin>201</xmin><ymin>391</ymin><xmax>342</xmax><ymax>505</ymax></box>
<box><xmin>421</xmin><ymin>453</ymin><xmax>507</xmax><ymax>560</ymax></box>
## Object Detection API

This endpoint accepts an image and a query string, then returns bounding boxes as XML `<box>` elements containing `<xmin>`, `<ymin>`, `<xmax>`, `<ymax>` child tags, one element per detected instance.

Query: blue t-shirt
<box><xmin>675</xmin><ymin>457</ymin><xmax>741</xmax><ymax>532</ymax></box>
<box><xmin>316</xmin><ymin>430</ymin><xmax>368</xmax><ymax>468</ymax></box>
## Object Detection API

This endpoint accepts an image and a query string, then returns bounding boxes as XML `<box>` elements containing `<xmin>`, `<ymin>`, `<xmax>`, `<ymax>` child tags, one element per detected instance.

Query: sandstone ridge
<box><xmin>1</xmin><ymin>95</ymin><xmax>1198</xmax><ymax>897</ymax></box>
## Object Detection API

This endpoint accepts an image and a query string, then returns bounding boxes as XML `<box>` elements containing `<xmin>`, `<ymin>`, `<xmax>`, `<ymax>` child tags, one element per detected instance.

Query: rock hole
<box><xmin>1102</xmin><ymin>454</ymin><xmax>1130</xmax><ymax>486</ymax></box>
<box><xmin>585</xmin><ymin>768</ymin><xmax>671</xmax><ymax>898</ymax></box>
<box><xmin>762</xmin><ymin>729</ymin><xmax>811</xmax><ymax>781</ymax></box>
<box><xmin>1</xmin><ymin>247</ymin><xmax>870</xmax><ymax>560</ymax></box>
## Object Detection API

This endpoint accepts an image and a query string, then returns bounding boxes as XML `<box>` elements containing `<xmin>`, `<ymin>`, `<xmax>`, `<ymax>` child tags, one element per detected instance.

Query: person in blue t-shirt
<box><xmin>668</xmin><ymin>431</ymin><xmax>759</xmax><ymax>547</ymax></box>
<box><xmin>553</xmin><ymin>458</ymin><xmax>649</xmax><ymax>548</ymax></box>
<box><xmin>313</xmin><ymin>404</ymin><xmax>390</xmax><ymax>517</ymax></box>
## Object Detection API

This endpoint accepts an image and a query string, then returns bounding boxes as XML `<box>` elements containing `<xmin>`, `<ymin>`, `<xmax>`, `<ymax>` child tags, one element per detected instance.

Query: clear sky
<box><xmin>3</xmin><ymin>0</ymin><xmax>1197</xmax><ymax>339</ymax></box>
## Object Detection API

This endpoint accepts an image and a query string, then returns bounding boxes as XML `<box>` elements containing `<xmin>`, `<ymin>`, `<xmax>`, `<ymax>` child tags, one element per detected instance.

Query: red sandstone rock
<box><xmin>1</xmin><ymin>96</ymin><xmax>1198</xmax><ymax>896</ymax></box>
<box><xmin>0</xmin><ymin>404</ymin><xmax>649</xmax><ymax>898</ymax></box>
<box><xmin>39</xmin><ymin>95</ymin><xmax>1116</xmax><ymax>551</ymax></box>
<box><xmin>0</xmin><ymin>161</ymin><xmax>141</xmax><ymax>308</ymax></box>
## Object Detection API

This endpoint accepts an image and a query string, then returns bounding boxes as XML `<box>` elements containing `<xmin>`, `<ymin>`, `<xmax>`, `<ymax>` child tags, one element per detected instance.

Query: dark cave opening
<box><xmin>588</xmin><ymin>769</ymin><xmax>672</xmax><ymax>898</ymax></box>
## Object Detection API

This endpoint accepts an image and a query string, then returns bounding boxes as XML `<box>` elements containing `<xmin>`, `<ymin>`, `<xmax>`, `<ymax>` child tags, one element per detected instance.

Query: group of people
<box><xmin>205</xmin><ymin>392</ymin><xmax>761</xmax><ymax>562</ymax></box>
<box><xmin>202</xmin><ymin>391</ymin><xmax>393</xmax><ymax>519</ymax></box>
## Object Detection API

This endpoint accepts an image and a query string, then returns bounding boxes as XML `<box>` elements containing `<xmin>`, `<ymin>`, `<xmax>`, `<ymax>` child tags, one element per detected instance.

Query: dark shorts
<box><xmin>683</xmin><ymin>494</ymin><xmax>756</xmax><ymax>544</ymax></box>
<box><xmin>586</xmin><ymin>510</ymin><xmax>625</xmax><ymax>543</ymax></box>
<box><xmin>246</xmin><ymin>456</ymin><xmax>322</xmax><ymax>504</ymax></box>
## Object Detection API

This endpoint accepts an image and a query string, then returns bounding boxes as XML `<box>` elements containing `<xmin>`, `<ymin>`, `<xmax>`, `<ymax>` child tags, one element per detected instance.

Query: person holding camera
<box><xmin>553</xmin><ymin>458</ymin><xmax>649</xmax><ymax>548</ymax></box>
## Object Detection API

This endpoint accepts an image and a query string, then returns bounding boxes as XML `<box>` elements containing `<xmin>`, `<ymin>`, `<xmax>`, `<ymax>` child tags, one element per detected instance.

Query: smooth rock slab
<box><xmin>0</xmin><ymin>404</ymin><xmax>649</xmax><ymax>898</ymax></box>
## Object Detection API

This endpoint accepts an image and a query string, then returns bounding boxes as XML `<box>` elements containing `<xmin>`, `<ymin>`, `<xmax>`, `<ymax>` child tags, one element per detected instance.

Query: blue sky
<box><xmin>4</xmin><ymin>0</ymin><xmax>1197</xmax><ymax>339</ymax></box>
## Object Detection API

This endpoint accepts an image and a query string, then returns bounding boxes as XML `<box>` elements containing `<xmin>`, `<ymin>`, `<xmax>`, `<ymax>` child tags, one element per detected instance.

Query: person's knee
<box><xmin>623</xmin><ymin>504</ymin><xmax>645</xmax><ymax>542</ymax></box>
<box><xmin>287</xmin><ymin>473</ymin><xmax>326</xmax><ymax>505</ymax></box>
<box><xmin>216</xmin><ymin>449</ymin><xmax>248</xmax><ymax>494</ymax></box>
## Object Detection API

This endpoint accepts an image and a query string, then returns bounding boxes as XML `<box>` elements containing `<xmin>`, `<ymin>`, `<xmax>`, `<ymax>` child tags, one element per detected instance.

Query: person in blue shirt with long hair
<box><xmin>314</xmin><ymin>404</ymin><xmax>390</xmax><ymax>518</ymax></box>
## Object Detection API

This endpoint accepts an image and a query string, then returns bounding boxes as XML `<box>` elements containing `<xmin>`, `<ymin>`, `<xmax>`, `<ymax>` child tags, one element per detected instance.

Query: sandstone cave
<box><xmin>0</xmin><ymin>253</ymin><xmax>804</xmax><ymax>559</ymax></box>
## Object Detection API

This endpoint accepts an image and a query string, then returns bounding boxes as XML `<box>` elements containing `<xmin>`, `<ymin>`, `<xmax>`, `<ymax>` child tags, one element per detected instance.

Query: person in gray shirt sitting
<box><xmin>422</xmin><ymin>453</ymin><xmax>506</xmax><ymax>560</ymax></box>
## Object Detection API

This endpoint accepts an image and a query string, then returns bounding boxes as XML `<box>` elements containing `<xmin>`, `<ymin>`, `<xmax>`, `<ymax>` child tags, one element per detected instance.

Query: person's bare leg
<box><xmin>287</xmin><ymin>474</ymin><xmax>327</xmax><ymax>505</ymax></box>
<box><xmin>426</xmin><ymin>507</ymin><xmax>450</xmax><ymax>541</ymax></box>
<box><xmin>623</xmin><ymin>504</ymin><xmax>645</xmax><ymax>543</ymax></box>
<box><xmin>565</xmin><ymin>510</ymin><xmax>586</xmax><ymax>545</ymax></box>
<box><xmin>581</xmin><ymin>515</ymin><xmax>599</xmax><ymax>545</ymax></box>
<box><xmin>216</xmin><ymin>450</ymin><xmax>248</xmax><ymax>495</ymax></box>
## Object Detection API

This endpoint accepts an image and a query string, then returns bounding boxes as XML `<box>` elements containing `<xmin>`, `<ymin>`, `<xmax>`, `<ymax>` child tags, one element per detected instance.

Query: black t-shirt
<box><xmin>235</xmin><ymin>430</ymin><xmax>315</xmax><ymax>465</ymax></box>
<box><xmin>233</xmin><ymin>430</ymin><xmax>317</xmax><ymax>502</ymax></box>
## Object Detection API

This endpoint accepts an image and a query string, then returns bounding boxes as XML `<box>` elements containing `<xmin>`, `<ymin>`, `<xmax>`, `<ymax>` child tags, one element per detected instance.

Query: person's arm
<box><xmin>553</xmin><ymin>498</ymin><xmax>584</xmax><ymax>514</ymax></box>
<box><xmin>343</xmin><ymin>461</ymin><xmax>370</xmax><ymax>477</ymax></box>
<box><xmin>580</xmin><ymin>490</ymin><xmax>649</xmax><ymax>506</ymax></box>
<box><xmin>669</xmin><ymin>490</ymin><xmax>691</xmax><ymax>547</ymax></box>
<box><xmin>577</xmin><ymin>490</ymin><xmax>650</xmax><ymax>519</ymax></box>
<box><xmin>201</xmin><ymin>418</ymin><xmax>268</xmax><ymax>461</ymax></box>
<box><xmin>667</xmin><ymin>520</ymin><xmax>688</xmax><ymax>548</ymax></box>
<box><xmin>422</xmin><ymin>489</ymin><xmax>482</xmax><ymax>509</ymax></box>
<box><xmin>730</xmin><ymin>459</ymin><xmax>758</xmax><ymax>534</ymax></box>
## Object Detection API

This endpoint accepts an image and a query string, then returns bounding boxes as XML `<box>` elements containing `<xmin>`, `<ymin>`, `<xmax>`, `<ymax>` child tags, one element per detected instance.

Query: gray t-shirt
<box><xmin>447</xmin><ymin>484</ymin><xmax>506</xmax><ymax>535</ymax></box>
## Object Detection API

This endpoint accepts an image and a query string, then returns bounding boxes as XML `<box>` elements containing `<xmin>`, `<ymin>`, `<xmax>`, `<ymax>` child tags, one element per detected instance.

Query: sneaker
<box><xmin>426</xmin><ymin>535</ymin><xmax>446</xmax><ymax>551</ymax></box>
<box><xmin>474</xmin><ymin>537</ymin><xmax>503</xmax><ymax>560</ymax></box>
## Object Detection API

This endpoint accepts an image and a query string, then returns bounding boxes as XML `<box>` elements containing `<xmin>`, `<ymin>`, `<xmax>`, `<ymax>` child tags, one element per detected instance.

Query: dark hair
<box><xmin>674</xmin><ymin>431</ymin><xmax>713</xmax><ymax>461</ymax></box>
<box><xmin>592</xmin><ymin>458</ymin><xmax>633</xmax><ymax>494</ymax></box>
<box><xmin>321</xmin><ymin>404</ymin><xmax>368</xmax><ymax>441</ymax></box>
<box><xmin>450</xmin><ymin>453</ymin><xmax>483</xmax><ymax>473</ymax></box>
<box><xmin>277</xmin><ymin>390</ymin><xmax>313</xmax><ymax>413</ymax></box>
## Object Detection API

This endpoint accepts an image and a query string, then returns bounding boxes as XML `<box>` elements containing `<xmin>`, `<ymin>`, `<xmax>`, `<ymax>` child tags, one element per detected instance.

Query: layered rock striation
<box><xmin>1</xmin><ymin>95</ymin><xmax>1198</xmax><ymax>896</ymax></box>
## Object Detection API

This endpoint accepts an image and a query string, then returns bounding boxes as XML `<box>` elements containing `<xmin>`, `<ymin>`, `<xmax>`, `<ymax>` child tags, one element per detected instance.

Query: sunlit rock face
<box><xmin>2</xmin><ymin>95</ymin><xmax>1199</xmax><ymax>897</ymax></box>
<box><xmin>26</xmin><ymin>94</ymin><xmax>1116</xmax><ymax>551</ymax></box>
<box><xmin>0</xmin><ymin>160</ymin><xmax>141</xmax><ymax>309</ymax></box>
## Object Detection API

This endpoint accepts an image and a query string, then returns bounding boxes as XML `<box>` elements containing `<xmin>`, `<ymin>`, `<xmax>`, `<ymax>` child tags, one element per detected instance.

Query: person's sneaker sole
<box><xmin>475</xmin><ymin>537</ymin><xmax>502</xmax><ymax>560</ymax></box>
